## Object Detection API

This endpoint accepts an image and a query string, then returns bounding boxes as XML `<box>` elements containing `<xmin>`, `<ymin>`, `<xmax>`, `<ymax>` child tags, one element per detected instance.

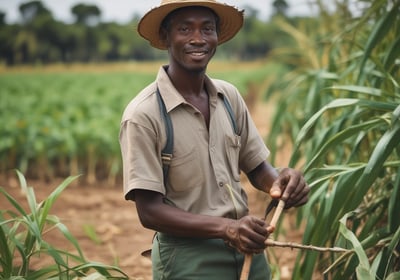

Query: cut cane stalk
<box><xmin>265</xmin><ymin>239</ymin><xmax>351</xmax><ymax>253</ymax></box>
<box><xmin>240</xmin><ymin>254</ymin><xmax>252</xmax><ymax>280</ymax></box>
<box><xmin>241</xmin><ymin>199</ymin><xmax>350</xmax><ymax>280</ymax></box>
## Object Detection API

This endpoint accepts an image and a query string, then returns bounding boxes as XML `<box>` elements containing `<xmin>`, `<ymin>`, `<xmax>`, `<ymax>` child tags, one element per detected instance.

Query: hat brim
<box><xmin>138</xmin><ymin>1</ymin><xmax>244</xmax><ymax>50</ymax></box>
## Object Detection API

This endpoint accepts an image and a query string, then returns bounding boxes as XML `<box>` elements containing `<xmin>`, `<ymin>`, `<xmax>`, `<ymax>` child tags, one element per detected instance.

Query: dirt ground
<box><xmin>0</xmin><ymin>103</ymin><xmax>305</xmax><ymax>280</ymax></box>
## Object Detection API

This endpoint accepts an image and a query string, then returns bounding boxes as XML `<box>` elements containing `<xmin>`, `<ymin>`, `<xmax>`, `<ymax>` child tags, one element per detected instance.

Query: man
<box><xmin>119</xmin><ymin>1</ymin><xmax>310</xmax><ymax>279</ymax></box>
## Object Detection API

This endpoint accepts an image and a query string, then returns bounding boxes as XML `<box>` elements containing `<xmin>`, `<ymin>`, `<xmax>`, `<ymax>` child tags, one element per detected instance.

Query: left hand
<box><xmin>269</xmin><ymin>168</ymin><xmax>310</xmax><ymax>208</ymax></box>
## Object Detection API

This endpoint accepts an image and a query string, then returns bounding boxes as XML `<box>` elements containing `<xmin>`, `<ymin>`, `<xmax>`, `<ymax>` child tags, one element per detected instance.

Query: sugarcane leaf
<box><xmin>383</xmin><ymin>35</ymin><xmax>400</xmax><ymax>71</ymax></box>
<box><xmin>15</xmin><ymin>170</ymin><xmax>38</xmax><ymax>218</ymax></box>
<box><xmin>358</xmin><ymin>111</ymin><xmax>400</xmax><ymax>181</ymax></box>
<box><xmin>384</xmin><ymin>226</ymin><xmax>400</xmax><ymax>277</ymax></box>
<box><xmin>0</xmin><ymin>187</ymin><xmax>28</xmax><ymax>218</ymax></box>
<box><xmin>304</xmin><ymin>118</ymin><xmax>383</xmax><ymax>172</ymax></box>
<box><xmin>290</xmin><ymin>98</ymin><xmax>360</xmax><ymax>166</ymax></box>
<box><xmin>25</xmin><ymin>265</ymin><xmax>63</xmax><ymax>280</ymax></box>
<box><xmin>331</xmin><ymin>85</ymin><xmax>382</xmax><ymax>97</ymax></box>
<box><xmin>38</xmin><ymin>175</ymin><xmax>79</xmax><ymax>230</ymax></box>
<box><xmin>0</xmin><ymin>223</ymin><xmax>12</xmax><ymax>277</ymax></box>
<box><xmin>358</xmin><ymin>2</ymin><xmax>400</xmax><ymax>82</ymax></box>
<box><xmin>388</xmin><ymin>168</ymin><xmax>400</xmax><ymax>232</ymax></box>
<box><xmin>386</xmin><ymin>272</ymin><xmax>400</xmax><ymax>280</ymax></box>
<box><xmin>393</xmin><ymin>104</ymin><xmax>400</xmax><ymax>122</ymax></box>
<box><xmin>339</xmin><ymin>213</ymin><xmax>374</xmax><ymax>280</ymax></box>
<box><xmin>54</xmin><ymin>222</ymin><xmax>85</xmax><ymax>259</ymax></box>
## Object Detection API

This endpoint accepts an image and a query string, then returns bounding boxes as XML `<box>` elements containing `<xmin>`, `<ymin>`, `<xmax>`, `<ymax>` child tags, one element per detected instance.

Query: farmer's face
<box><xmin>162</xmin><ymin>7</ymin><xmax>218</xmax><ymax>73</ymax></box>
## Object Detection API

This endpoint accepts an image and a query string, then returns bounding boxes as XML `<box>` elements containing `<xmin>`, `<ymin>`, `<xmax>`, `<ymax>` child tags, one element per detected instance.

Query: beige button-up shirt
<box><xmin>120</xmin><ymin>66</ymin><xmax>269</xmax><ymax>219</ymax></box>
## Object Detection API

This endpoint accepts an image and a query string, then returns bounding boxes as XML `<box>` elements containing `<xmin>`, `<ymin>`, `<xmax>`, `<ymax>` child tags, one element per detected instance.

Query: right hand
<box><xmin>224</xmin><ymin>216</ymin><xmax>273</xmax><ymax>254</ymax></box>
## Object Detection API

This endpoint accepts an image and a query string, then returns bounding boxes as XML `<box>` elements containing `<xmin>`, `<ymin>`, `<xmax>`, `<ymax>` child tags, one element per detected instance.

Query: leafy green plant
<box><xmin>266</xmin><ymin>0</ymin><xmax>399</xmax><ymax>279</ymax></box>
<box><xmin>0</xmin><ymin>170</ymin><xmax>128</xmax><ymax>279</ymax></box>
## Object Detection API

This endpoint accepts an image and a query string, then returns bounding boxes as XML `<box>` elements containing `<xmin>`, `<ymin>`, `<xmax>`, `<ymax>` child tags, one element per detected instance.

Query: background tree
<box><xmin>19</xmin><ymin>0</ymin><xmax>51</xmax><ymax>24</ymax></box>
<box><xmin>71</xmin><ymin>3</ymin><xmax>101</xmax><ymax>26</ymax></box>
<box><xmin>272</xmin><ymin>0</ymin><xmax>288</xmax><ymax>17</ymax></box>
<box><xmin>0</xmin><ymin>1</ymin><xmax>298</xmax><ymax>65</ymax></box>
<box><xmin>0</xmin><ymin>11</ymin><xmax>5</xmax><ymax>25</ymax></box>
<box><xmin>70</xmin><ymin>4</ymin><xmax>102</xmax><ymax>62</ymax></box>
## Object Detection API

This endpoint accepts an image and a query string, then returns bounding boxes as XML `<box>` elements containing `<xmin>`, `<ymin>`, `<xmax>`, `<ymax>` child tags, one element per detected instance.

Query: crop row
<box><xmin>1</xmin><ymin>62</ymin><xmax>277</xmax><ymax>185</ymax></box>
<box><xmin>0</xmin><ymin>70</ymin><xmax>156</xmax><ymax>184</ymax></box>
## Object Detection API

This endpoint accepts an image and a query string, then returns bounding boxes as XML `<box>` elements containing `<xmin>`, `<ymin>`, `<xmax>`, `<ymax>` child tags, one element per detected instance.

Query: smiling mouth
<box><xmin>187</xmin><ymin>50</ymin><xmax>208</xmax><ymax>56</ymax></box>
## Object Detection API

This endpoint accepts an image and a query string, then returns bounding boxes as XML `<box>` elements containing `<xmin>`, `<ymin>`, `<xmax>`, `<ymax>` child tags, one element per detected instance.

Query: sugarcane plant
<box><xmin>266</xmin><ymin>0</ymin><xmax>400</xmax><ymax>279</ymax></box>
<box><xmin>0</xmin><ymin>170</ymin><xmax>128</xmax><ymax>279</ymax></box>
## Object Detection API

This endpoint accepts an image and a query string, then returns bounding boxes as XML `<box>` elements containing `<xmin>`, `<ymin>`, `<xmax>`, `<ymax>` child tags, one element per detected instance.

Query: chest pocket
<box><xmin>156</xmin><ymin>88</ymin><xmax>238</xmax><ymax>185</ymax></box>
<box><xmin>225</xmin><ymin>134</ymin><xmax>241</xmax><ymax>181</ymax></box>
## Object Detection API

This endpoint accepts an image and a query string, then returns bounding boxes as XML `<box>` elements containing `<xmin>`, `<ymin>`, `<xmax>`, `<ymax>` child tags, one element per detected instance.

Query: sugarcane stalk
<box><xmin>265</xmin><ymin>239</ymin><xmax>351</xmax><ymax>253</ymax></box>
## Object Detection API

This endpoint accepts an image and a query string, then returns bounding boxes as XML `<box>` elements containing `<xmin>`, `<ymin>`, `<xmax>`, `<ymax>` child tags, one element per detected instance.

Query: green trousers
<box><xmin>151</xmin><ymin>233</ymin><xmax>271</xmax><ymax>280</ymax></box>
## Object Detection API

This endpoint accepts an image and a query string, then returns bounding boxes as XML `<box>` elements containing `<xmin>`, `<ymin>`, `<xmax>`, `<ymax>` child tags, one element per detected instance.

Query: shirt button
<box><xmin>219</xmin><ymin>182</ymin><xmax>224</xmax><ymax>187</ymax></box>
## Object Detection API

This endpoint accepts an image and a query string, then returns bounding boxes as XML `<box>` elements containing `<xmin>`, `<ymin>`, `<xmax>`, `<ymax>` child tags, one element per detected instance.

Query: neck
<box><xmin>166</xmin><ymin>65</ymin><xmax>207</xmax><ymax>97</ymax></box>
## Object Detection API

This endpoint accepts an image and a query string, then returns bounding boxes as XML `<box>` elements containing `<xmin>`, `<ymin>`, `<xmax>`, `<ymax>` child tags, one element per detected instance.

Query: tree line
<box><xmin>0</xmin><ymin>1</ymin><xmax>293</xmax><ymax>65</ymax></box>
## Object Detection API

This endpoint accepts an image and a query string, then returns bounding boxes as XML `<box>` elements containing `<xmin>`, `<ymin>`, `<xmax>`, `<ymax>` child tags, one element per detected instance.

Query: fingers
<box><xmin>225</xmin><ymin>216</ymin><xmax>268</xmax><ymax>254</ymax></box>
<box><xmin>269</xmin><ymin>180</ymin><xmax>281</xmax><ymax>198</ymax></box>
<box><xmin>272</xmin><ymin>168</ymin><xmax>310</xmax><ymax>208</ymax></box>
<box><xmin>288</xmin><ymin>183</ymin><xmax>310</xmax><ymax>207</ymax></box>
<box><xmin>239</xmin><ymin>217</ymin><xmax>267</xmax><ymax>250</ymax></box>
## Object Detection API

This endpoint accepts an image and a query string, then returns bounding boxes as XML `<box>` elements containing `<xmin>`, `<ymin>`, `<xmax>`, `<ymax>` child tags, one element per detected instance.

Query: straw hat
<box><xmin>138</xmin><ymin>0</ymin><xmax>244</xmax><ymax>49</ymax></box>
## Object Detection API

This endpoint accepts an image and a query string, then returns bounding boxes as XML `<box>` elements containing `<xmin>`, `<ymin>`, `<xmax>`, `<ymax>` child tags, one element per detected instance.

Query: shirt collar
<box><xmin>156</xmin><ymin>66</ymin><xmax>223</xmax><ymax>113</ymax></box>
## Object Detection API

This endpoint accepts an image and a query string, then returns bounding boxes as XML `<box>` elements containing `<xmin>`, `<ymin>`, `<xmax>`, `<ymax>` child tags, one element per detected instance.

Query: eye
<box><xmin>203</xmin><ymin>25</ymin><xmax>216</xmax><ymax>34</ymax></box>
<box><xmin>178</xmin><ymin>26</ymin><xmax>190</xmax><ymax>33</ymax></box>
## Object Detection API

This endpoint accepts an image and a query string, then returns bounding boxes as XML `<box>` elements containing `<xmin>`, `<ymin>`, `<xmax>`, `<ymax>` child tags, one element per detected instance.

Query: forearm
<box><xmin>247</xmin><ymin>161</ymin><xmax>279</xmax><ymax>193</ymax></box>
<box><xmin>133</xmin><ymin>189</ymin><xmax>272</xmax><ymax>254</ymax></box>
<box><xmin>133</xmin><ymin>189</ymin><xmax>231</xmax><ymax>239</ymax></box>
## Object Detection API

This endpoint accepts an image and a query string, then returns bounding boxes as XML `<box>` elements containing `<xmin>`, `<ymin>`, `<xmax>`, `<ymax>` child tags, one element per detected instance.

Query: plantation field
<box><xmin>0</xmin><ymin>61</ymin><xmax>284</xmax><ymax>184</ymax></box>
<box><xmin>0</xmin><ymin>61</ymin><xmax>303</xmax><ymax>279</ymax></box>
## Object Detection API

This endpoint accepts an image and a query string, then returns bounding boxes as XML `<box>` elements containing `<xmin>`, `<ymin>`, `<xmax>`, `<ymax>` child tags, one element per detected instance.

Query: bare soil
<box><xmin>0</xmin><ymin>103</ymin><xmax>305</xmax><ymax>279</ymax></box>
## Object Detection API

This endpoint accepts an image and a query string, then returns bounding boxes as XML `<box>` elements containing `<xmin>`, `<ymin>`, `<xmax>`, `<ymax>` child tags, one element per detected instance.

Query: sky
<box><xmin>0</xmin><ymin>0</ymin><xmax>320</xmax><ymax>24</ymax></box>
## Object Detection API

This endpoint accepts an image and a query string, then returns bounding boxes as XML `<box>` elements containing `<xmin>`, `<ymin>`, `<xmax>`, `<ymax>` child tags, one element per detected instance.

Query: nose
<box><xmin>190</xmin><ymin>29</ymin><xmax>206</xmax><ymax>44</ymax></box>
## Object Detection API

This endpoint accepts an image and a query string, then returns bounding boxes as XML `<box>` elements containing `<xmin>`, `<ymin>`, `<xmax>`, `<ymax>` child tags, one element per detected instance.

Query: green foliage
<box><xmin>0</xmin><ymin>170</ymin><xmax>128</xmax><ymax>279</ymax></box>
<box><xmin>266</xmin><ymin>0</ymin><xmax>399</xmax><ymax>279</ymax></box>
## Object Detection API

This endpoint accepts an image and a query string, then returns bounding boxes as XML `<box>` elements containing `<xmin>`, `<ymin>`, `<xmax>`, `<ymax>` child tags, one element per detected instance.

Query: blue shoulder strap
<box><xmin>221</xmin><ymin>94</ymin><xmax>238</xmax><ymax>135</ymax></box>
<box><xmin>156</xmin><ymin>88</ymin><xmax>174</xmax><ymax>184</ymax></box>
<box><xmin>156</xmin><ymin>89</ymin><xmax>237</xmax><ymax>184</ymax></box>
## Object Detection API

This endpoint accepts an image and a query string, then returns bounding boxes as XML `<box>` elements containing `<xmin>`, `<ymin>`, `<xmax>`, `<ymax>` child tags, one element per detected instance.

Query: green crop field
<box><xmin>0</xmin><ymin>61</ymin><xmax>279</xmax><ymax>184</ymax></box>
<box><xmin>1</xmin><ymin>1</ymin><xmax>398</xmax><ymax>279</ymax></box>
